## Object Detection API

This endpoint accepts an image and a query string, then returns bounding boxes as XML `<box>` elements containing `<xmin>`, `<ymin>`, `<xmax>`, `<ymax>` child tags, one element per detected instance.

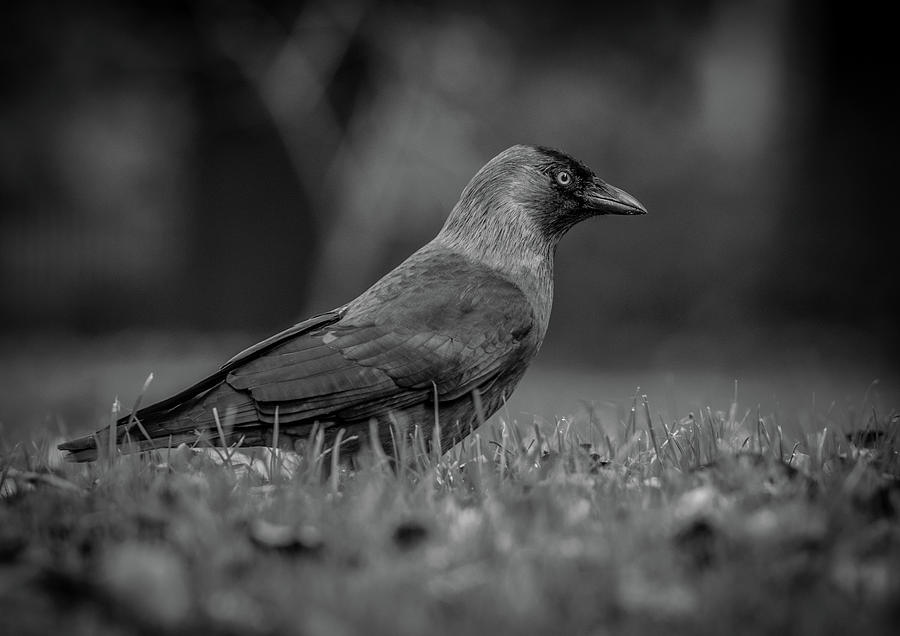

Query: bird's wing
<box><xmin>129</xmin><ymin>309</ymin><xmax>346</xmax><ymax>422</ymax></box>
<box><xmin>221</xmin><ymin>307</ymin><xmax>349</xmax><ymax>372</ymax></box>
<box><xmin>227</xmin><ymin>256</ymin><xmax>535</xmax><ymax>424</ymax></box>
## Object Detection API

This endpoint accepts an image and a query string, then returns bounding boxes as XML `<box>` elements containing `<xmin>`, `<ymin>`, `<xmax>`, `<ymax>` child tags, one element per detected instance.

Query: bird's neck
<box><xmin>434</xmin><ymin>204</ymin><xmax>556</xmax><ymax>338</ymax></box>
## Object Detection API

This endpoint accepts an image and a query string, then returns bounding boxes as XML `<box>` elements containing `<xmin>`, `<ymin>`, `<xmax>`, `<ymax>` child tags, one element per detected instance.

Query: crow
<box><xmin>59</xmin><ymin>145</ymin><xmax>646</xmax><ymax>462</ymax></box>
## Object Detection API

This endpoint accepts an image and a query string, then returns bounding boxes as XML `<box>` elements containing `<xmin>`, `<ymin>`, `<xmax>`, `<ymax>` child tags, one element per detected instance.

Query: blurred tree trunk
<box><xmin>186</xmin><ymin>50</ymin><xmax>316</xmax><ymax>332</ymax></box>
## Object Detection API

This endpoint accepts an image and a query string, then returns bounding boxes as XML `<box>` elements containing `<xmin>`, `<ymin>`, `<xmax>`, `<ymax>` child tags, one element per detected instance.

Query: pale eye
<box><xmin>555</xmin><ymin>170</ymin><xmax>572</xmax><ymax>186</ymax></box>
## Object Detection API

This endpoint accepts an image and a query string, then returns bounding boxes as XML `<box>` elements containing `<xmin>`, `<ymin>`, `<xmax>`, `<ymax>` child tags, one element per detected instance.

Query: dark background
<box><xmin>1</xmin><ymin>1</ymin><xmax>898</xmax><ymax>437</ymax></box>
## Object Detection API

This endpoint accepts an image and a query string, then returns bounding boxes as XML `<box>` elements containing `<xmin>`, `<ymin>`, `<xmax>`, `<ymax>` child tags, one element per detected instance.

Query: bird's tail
<box><xmin>57</xmin><ymin>383</ymin><xmax>261</xmax><ymax>462</ymax></box>
<box><xmin>56</xmin><ymin>425</ymin><xmax>220</xmax><ymax>463</ymax></box>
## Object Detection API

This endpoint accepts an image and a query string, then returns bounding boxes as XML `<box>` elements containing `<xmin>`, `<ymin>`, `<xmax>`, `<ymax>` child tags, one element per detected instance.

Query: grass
<box><xmin>1</xmin><ymin>376</ymin><xmax>899</xmax><ymax>636</ymax></box>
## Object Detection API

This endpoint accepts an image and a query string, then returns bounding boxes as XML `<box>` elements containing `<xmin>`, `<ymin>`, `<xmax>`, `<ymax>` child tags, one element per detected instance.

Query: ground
<box><xmin>1</xmin><ymin>334</ymin><xmax>898</xmax><ymax>635</ymax></box>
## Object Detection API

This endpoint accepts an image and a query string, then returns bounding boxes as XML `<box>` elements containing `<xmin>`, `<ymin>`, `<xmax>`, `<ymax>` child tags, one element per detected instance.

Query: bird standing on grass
<box><xmin>59</xmin><ymin>145</ymin><xmax>646</xmax><ymax>462</ymax></box>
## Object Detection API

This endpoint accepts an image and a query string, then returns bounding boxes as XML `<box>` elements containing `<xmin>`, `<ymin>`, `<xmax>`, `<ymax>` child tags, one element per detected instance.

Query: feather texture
<box><xmin>58</xmin><ymin>145</ymin><xmax>646</xmax><ymax>461</ymax></box>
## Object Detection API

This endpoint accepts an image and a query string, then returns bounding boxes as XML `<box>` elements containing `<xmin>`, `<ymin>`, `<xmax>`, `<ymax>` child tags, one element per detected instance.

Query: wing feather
<box><xmin>223</xmin><ymin>256</ymin><xmax>535</xmax><ymax>424</ymax></box>
<box><xmin>61</xmin><ymin>249</ymin><xmax>540</xmax><ymax>461</ymax></box>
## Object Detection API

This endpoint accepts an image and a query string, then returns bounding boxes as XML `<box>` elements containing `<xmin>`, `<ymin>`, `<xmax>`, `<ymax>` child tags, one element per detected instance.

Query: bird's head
<box><xmin>439</xmin><ymin>145</ymin><xmax>646</xmax><ymax>259</ymax></box>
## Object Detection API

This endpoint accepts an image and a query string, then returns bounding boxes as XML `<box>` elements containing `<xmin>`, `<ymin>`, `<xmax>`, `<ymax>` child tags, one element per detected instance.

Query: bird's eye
<box><xmin>555</xmin><ymin>170</ymin><xmax>572</xmax><ymax>186</ymax></box>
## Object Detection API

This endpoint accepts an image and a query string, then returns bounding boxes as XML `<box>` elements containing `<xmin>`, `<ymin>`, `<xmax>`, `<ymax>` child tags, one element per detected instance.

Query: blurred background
<box><xmin>2</xmin><ymin>0</ymin><xmax>898</xmax><ymax>441</ymax></box>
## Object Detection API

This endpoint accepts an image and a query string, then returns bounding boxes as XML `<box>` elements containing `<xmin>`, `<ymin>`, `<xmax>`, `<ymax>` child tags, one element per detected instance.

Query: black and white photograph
<box><xmin>1</xmin><ymin>2</ymin><xmax>898</xmax><ymax>634</ymax></box>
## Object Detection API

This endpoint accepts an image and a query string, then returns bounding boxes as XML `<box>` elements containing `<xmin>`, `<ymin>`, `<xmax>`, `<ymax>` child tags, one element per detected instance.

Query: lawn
<box><xmin>1</xmin><ymin>335</ymin><xmax>898</xmax><ymax>635</ymax></box>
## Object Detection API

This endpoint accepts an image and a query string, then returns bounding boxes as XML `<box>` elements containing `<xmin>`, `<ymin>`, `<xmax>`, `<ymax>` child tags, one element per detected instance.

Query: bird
<box><xmin>58</xmin><ymin>145</ymin><xmax>646</xmax><ymax>462</ymax></box>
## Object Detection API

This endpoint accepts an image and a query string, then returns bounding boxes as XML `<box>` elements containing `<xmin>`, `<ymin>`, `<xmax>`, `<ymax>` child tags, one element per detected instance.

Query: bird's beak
<box><xmin>582</xmin><ymin>177</ymin><xmax>647</xmax><ymax>215</ymax></box>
